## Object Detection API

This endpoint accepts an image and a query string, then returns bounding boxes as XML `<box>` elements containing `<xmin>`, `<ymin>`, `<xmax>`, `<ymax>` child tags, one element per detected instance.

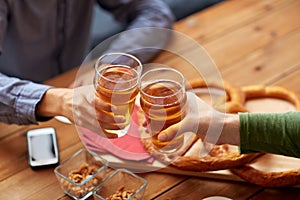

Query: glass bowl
<box><xmin>93</xmin><ymin>169</ymin><xmax>147</xmax><ymax>200</ymax></box>
<box><xmin>54</xmin><ymin>148</ymin><xmax>108</xmax><ymax>200</ymax></box>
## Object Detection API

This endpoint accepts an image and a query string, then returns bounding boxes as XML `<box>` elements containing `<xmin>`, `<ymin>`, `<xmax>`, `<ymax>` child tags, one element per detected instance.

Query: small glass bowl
<box><xmin>93</xmin><ymin>169</ymin><xmax>148</xmax><ymax>200</ymax></box>
<box><xmin>54</xmin><ymin>148</ymin><xmax>108</xmax><ymax>200</ymax></box>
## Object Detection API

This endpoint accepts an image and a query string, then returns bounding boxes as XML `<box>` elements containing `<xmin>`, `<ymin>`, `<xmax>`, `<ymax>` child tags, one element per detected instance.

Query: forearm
<box><xmin>0</xmin><ymin>73</ymin><xmax>52</xmax><ymax>124</ymax></box>
<box><xmin>239</xmin><ymin>112</ymin><xmax>300</xmax><ymax>158</ymax></box>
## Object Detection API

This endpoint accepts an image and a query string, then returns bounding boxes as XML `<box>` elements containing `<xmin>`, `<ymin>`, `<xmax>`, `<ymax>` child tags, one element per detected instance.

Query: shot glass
<box><xmin>94</xmin><ymin>52</ymin><xmax>142</xmax><ymax>138</ymax></box>
<box><xmin>138</xmin><ymin>68</ymin><xmax>187</xmax><ymax>153</ymax></box>
<box><xmin>93</xmin><ymin>169</ymin><xmax>147</xmax><ymax>200</ymax></box>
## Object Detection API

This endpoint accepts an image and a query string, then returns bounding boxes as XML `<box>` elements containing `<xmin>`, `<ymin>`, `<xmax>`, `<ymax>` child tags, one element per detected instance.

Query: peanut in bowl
<box><xmin>54</xmin><ymin>149</ymin><xmax>108</xmax><ymax>200</ymax></box>
<box><xmin>93</xmin><ymin>169</ymin><xmax>147</xmax><ymax>200</ymax></box>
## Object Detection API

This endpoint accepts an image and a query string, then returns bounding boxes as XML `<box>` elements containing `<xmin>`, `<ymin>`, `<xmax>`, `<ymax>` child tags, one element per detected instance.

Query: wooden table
<box><xmin>1</xmin><ymin>0</ymin><xmax>300</xmax><ymax>199</ymax></box>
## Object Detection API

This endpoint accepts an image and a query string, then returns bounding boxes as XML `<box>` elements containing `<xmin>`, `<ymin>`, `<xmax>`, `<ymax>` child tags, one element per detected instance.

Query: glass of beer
<box><xmin>139</xmin><ymin>68</ymin><xmax>187</xmax><ymax>153</ymax></box>
<box><xmin>94</xmin><ymin>52</ymin><xmax>142</xmax><ymax>138</ymax></box>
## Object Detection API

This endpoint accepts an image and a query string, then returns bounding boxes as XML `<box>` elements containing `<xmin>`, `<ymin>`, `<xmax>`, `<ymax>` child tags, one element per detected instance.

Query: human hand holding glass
<box><xmin>139</xmin><ymin>68</ymin><xmax>187</xmax><ymax>153</ymax></box>
<box><xmin>94</xmin><ymin>52</ymin><xmax>142</xmax><ymax>138</ymax></box>
<box><xmin>157</xmin><ymin>92</ymin><xmax>240</xmax><ymax>146</ymax></box>
<box><xmin>36</xmin><ymin>85</ymin><xmax>125</xmax><ymax>137</ymax></box>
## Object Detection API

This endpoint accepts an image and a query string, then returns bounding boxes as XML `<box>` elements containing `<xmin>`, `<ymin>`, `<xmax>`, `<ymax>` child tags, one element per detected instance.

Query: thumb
<box><xmin>157</xmin><ymin>122</ymin><xmax>182</xmax><ymax>142</ymax></box>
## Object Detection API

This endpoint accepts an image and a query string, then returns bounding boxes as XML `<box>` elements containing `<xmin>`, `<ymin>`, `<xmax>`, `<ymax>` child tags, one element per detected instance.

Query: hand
<box><xmin>157</xmin><ymin>92</ymin><xmax>222</xmax><ymax>142</ymax></box>
<box><xmin>36</xmin><ymin>85</ymin><xmax>126</xmax><ymax>137</ymax></box>
<box><xmin>72</xmin><ymin>85</ymin><xmax>127</xmax><ymax>135</ymax></box>
<box><xmin>157</xmin><ymin>91</ymin><xmax>241</xmax><ymax>146</ymax></box>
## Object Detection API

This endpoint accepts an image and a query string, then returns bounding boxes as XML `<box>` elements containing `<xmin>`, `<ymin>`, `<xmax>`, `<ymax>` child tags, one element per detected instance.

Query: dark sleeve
<box><xmin>239</xmin><ymin>112</ymin><xmax>300</xmax><ymax>158</ymax></box>
<box><xmin>97</xmin><ymin>0</ymin><xmax>174</xmax><ymax>29</ymax></box>
<box><xmin>95</xmin><ymin>0</ymin><xmax>175</xmax><ymax>63</ymax></box>
<box><xmin>0</xmin><ymin>0</ymin><xmax>8</xmax><ymax>54</ymax></box>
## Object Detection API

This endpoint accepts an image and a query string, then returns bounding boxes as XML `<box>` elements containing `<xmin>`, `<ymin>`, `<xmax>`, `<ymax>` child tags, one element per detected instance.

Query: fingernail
<box><xmin>158</xmin><ymin>133</ymin><xmax>167</xmax><ymax>142</ymax></box>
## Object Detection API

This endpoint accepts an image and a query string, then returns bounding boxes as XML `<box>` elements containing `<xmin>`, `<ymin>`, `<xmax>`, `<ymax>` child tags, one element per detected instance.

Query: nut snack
<box><xmin>55</xmin><ymin>149</ymin><xmax>108</xmax><ymax>199</ymax></box>
<box><xmin>59</xmin><ymin>163</ymin><xmax>103</xmax><ymax>197</ymax></box>
<box><xmin>93</xmin><ymin>169</ymin><xmax>147</xmax><ymax>200</ymax></box>
<box><xmin>105</xmin><ymin>186</ymin><xmax>138</xmax><ymax>200</ymax></box>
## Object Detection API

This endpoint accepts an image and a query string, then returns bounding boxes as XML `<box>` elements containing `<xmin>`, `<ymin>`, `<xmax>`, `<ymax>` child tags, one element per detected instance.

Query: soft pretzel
<box><xmin>242</xmin><ymin>85</ymin><xmax>300</xmax><ymax>110</ymax></box>
<box><xmin>170</xmin><ymin>142</ymin><xmax>261</xmax><ymax>172</ymax></box>
<box><xmin>231</xmin><ymin>165</ymin><xmax>300</xmax><ymax>187</ymax></box>
<box><xmin>141</xmin><ymin>131</ymin><xmax>261</xmax><ymax>171</ymax></box>
<box><xmin>230</xmin><ymin>85</ymin><xmax>300</xmax><ymax>187</ymax></box>
<box><xmin>186</xmin><ymin>78</ymin><xmax>247</xmax><ymax>113</ymax></box>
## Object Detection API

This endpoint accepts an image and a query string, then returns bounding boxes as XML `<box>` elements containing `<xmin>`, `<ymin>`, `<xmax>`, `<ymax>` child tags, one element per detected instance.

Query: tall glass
<box><xmin>94</xmin><ymin>52</ymin><xmax>142</xmax><ymax>138</ymax></box>
<box><xmin>139</xmin><ymin>68</ymin><xmax>187</xmax><ymax>153</ymax></box>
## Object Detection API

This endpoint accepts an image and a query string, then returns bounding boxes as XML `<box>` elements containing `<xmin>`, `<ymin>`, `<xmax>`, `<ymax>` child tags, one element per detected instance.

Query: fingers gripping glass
<box><xmin>94</xmin><ymin>52</ymin><xmax>143</xmax><ymax>138</ymax></box>
<box><xmin>138</xmin><ymin>68</ymin><xmax>187</xmax><ymax>153</ymax></box>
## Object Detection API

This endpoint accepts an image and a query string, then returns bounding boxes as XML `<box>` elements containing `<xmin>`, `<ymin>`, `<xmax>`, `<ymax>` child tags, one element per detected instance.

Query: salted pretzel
<box><xmin>230</xmin><ymin>85</ymin><xmax>300</xmax><ymax>187</ymax></box>
<box><xmin>186</xmin><ymin>78</ymin><xmax>247</xmax><ymax>113</ymax></box>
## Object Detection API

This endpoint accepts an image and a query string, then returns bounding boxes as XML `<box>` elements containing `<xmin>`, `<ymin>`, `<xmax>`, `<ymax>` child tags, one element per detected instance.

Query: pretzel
<box><xmin>229</xmin><ymin>85</ymin><xmax>300</xmax><ymax>187</ymax></box>
<box><xmin>170</xmin><ymin>141</ymin><xmax>261</xmax><ymax>172</ymax></box>
<box><xmin>231</xmin><ymin>165</ymin><xmax>300</xmax><ymax>187</ymax></box>
<box><xmin>242</xmin><ymin>85</ymin><xmax>300</xmax><ymax>110</ymax></box>
<box><xmin>186</xmin><ymin>78</ymin><xmax>247</xmax><ymax>113</ymax></box>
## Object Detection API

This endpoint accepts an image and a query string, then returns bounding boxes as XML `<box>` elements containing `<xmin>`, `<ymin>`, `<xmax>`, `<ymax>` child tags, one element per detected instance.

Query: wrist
<box><xmin>36</xmin><ymin>88</ymin><xmax>71</xmax><ymax>118</ymax></box>
<box><xmin>218</xmin><ymin>114</ymin><xmax>240</xmax><ymax>145</ymax></box>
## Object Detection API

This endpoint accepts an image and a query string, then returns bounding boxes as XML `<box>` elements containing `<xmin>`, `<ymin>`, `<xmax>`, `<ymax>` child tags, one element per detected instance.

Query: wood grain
<box><xmin>1</xmin><ymin>0</ymin><xmax>300</xmax><ymax>199</ymax></box>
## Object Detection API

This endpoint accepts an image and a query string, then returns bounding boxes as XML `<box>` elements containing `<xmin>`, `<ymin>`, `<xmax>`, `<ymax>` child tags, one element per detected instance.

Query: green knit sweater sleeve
<box><xmin>238</xmin><ymin>112</ymin><xmax>300</xmax><ymax>158</ymax></box>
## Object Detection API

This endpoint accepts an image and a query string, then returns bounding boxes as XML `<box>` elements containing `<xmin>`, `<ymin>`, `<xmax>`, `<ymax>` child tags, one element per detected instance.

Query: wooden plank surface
<box><xmin>154</xmin><ymin>0</ymin><xmax>293</xmax><ymax>63</ymax></box>
<box><xmin>154</xmin><ymin>177</ymin><xmax>261</xmax><ymax>200</ymax></box>
<box><xmin>251</xmin><ymin>188</ymin><xmax>300</xmax><ymax>200</ymax></box>
<box><xmin>1</xmin><ymin>0</ymin><xmax>300</xmax><ymax>199</ymax></box>
<box><xmin>221</xmin><ymin>27</ymin><xmax>300</xmax><ymax>87</ymax></box>
<box><xmin>173</xmin><ymin>0</ymin><xmax>291</xmax><ymax>42</ymax></box>
<box><xmin>204</xmin><ymin>0</ymin><xmax>300</xmax><ymax>69</ymax></box>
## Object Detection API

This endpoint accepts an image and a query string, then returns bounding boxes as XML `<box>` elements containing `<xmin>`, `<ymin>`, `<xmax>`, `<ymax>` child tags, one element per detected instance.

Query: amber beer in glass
<box><xmin>139</xmin><ymin>68</ymin><xmax>187</xmax><ymax>153</ymax></box>
<box><xmin>94</xmin><ymin>52</ymin><xmax>142</xmax><ymax>138</ymax></box>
